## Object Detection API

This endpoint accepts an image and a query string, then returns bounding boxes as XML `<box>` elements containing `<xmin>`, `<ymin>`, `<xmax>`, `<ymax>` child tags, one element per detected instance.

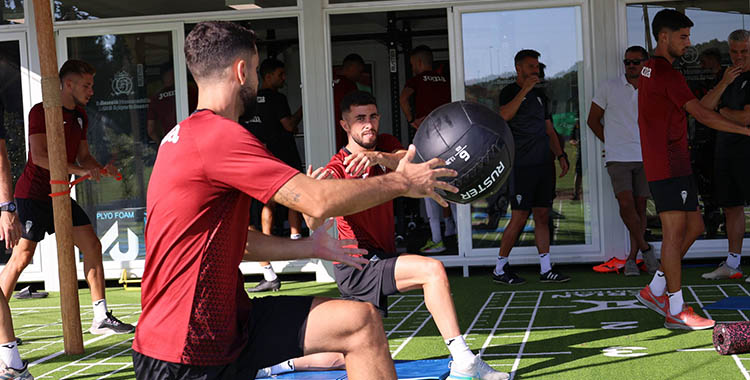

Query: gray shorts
<box><xmin>606</xmin><ymin>161</ymin><xmax>650</xmax><ymax>198</ymax></box>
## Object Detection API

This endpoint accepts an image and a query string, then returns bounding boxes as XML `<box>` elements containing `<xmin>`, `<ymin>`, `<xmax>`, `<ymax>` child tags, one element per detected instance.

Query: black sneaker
<box><xmin>247</xmin><ymin>278</ymin><xmax>281</xmax><ymax>293</ymax></box>
<box><xmin>492</xmin><ymin>264</ymin><xmax>526</xmax><ymax>285</ymax></box>
<box><xmin>540</xmin><ymin>269</ymin><xmax>571</xmax><ymax>283</ymax></box>
<box><xmin>89</xmin><ymin>311</ymin><xmax>135</xmax><ymax>335</ymax></box>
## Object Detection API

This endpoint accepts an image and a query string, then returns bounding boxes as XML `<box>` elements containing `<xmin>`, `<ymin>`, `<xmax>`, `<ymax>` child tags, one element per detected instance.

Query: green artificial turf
<box><xmin>10</xmin><ymin>265</ymin><xmax>750</xmax><ymax>379</ymax></box>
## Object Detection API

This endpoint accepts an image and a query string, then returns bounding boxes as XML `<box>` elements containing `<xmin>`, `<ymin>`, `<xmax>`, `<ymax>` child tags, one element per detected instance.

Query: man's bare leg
<box><xmin>302</xmin><ymin>297</ymin><xmax>395</xmax><ymax>380</ymax></box>
<box><xmin>0</xmin><ymin>239</ymin><xmax>37</xmax><ymax>301</ymax></box>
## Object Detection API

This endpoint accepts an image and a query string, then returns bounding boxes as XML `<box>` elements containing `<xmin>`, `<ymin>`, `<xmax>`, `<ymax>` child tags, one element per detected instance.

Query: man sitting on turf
<box><xmin>256</xmin><ymin>91</ymin><xmax>508</xmax><ymax>380</ymax></box>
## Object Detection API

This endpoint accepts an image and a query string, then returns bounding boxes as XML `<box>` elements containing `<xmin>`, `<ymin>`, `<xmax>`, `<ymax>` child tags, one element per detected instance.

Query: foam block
<box><xmin>714</xmin><ymin>321</ymin><xmax>750</xmax><ymax>355</ymax></box>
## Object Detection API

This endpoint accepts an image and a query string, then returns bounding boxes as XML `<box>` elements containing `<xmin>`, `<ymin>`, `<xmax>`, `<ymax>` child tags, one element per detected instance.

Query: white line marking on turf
<box><xmin>463</xmin><ymin>293</ymin><xmax>497</xmax><ymax>339</ymax></box>
<box><xmin>37</xmin><ymin>337</ymin><xmax>134</xmax><ymax>377</ymax></box>
<box><xmin>676</xmin><ymin>348</ymin><xmax>715</xmax><ymax>352</ymax></box>
<box><xmin>29</xmin><ymin>321</ymin><xmax>138</xmax><ymax>368</ymax></box>
<box><xmin>391</xmin><ymin>314</ymin><xmax>433</xmax><ymax>358</ymax></box>
<box><xmin>734</xmin><ymin>355</ymin><xmax>750</xmax><ymax>380</ymax></box>
<box><xmin>478</xmin><ymin>293</ymin><xmax>516</xmax><ymax>357</ymax></box>
<box><xmin>472</xmin><ymin>326</ymin><xmax>574</xmax><ymax>331</ymax></box>
<box><xmin>716</xmin><ymin>285</ymin><xmax>749</xmax><ymax>322</ymax></box>
<box><xmin>510</xmin><ymin>291</ymin><xmax>544</xmax><ymax>380</ymax></box>
<box><xmin>386</xmin><ymin>301</ymin><xmax>427</xmax><ymax>338</ymax></box>
<box><xmin>59</xmin><ymin>345</ymin><xmax>133</xmax><ymax>379</ymax></box>
<box><xmin>486</xmin><ymin>351</ymin><xmax>572</xmax><ymax>357</ymax></box>
<box><xmin>97</xmin><ymin>363</ymin><xmax>132</xmax><ymax>379</ymax></box>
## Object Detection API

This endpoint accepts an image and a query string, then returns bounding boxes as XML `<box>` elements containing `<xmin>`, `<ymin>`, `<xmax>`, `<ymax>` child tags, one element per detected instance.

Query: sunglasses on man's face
<box><xmin>623</xmin><ymin>59</ymin><xmax>643</xmax><ymax>66</ymax></box>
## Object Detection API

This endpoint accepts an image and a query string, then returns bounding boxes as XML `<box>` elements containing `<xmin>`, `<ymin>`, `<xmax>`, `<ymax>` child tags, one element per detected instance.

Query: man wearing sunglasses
<box><xmin>588</xmin><ymin>46</ymin><xmax>658</xmax><ymax>277</ymax></box>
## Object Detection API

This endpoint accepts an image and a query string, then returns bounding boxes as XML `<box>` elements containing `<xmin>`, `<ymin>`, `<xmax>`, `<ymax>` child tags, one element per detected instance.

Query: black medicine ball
<box><xmin>413</xmin><ymin>101</ymin><xmax>514</xmax><ymax>204</ymax></box>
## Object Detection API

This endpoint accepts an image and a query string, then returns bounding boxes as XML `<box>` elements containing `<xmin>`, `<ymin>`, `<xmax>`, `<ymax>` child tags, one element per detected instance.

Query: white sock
<box><xmin>668</xmin><ymin>290</ymin><xmax>684</xmax><ymax>316</ymax></box>
<box><xmin>262</xmin><ymin>265</ymin><xmax>278</xmax><ymax>282</ymax></box>
<box><xmin>727</xmin><ymin>252</ymin><xmax>741</xmax><ymax>269</ymax></box>
<box><xmin>445</xmin><ymin>335</ymin><xmax>475</xmax><ymax>365</ymax></box>
<box><xmin>270</xmin><ymin>359</ymin><xmax>295</xmax><ymax>375</ymax></box>
<box><xmin>0</xmin><ymin>340</ymin><xmax>22</xmax><ymax>370</ymax></box>
<box><xmin>494</xmin><ymin>256</ymin><xmax>509</xmax><ymax>275</ymax></box>
<box><xmin>93</xmin><ymin>299</ymin><xmax>108</xmax><ymax>322</ymax></box>
<box><xmin>290</xmin><ymin>233</ymin><xmax>303</xmax><ymax>240</ymax></box>
<box><xmin>539</xmin><ymin>253</ymin><xmax>552</xmax><ymax>274</ymax></box>
<box><xmin>649</xmin><ymin>270</ymin><xmax>666</xmax><ymax>297</ymax></box>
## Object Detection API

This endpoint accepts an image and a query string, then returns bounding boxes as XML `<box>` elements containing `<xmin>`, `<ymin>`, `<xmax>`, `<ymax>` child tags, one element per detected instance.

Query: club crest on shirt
<box><xmin>516</xmin><ymin>194</ymin><xmax>523</xmax><ymax>204</ymax></box>
<box><xmin>257</xmin><ymin>96</ymin><xmax>266</xmax><ymax>103</ymax></box>
<box><xmin>680</xmin><ymin>190</ymin><xmax>687</xmax><ymax>204</ymax></box>
<box><xmin>77</xmin><ymin>117</ymin><xmax>83</xmax><ymax>128</ymax></box>
<box><xmin>641</xmin><ymin>67</ymin><xmax>652</xmax><ymax>78</ymax></box>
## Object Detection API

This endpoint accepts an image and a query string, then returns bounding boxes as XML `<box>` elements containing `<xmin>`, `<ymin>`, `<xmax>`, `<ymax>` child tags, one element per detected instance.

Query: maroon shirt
<box><xmin>133</xmin><ymin>110</ymin><xmax>299</xmax><ymax>365</ymax></box>
<box><xmin>324</xmin><ymin>134</ymin><xmax>403</xmax><ymax>253</ymax></box>
<box><xmin>638</xmin><ymin>56</ymin><xmax>696</xmax><ymax>182</ymax></box>
<box><xmin>15</xmin><ymin>103</ymin><xmax>88</xmax><ymax>201</ymax></box>
<box><xmin>404</xmin><ymin>70</ymin><xmax>451</xmax><ymax>120</ymax></box>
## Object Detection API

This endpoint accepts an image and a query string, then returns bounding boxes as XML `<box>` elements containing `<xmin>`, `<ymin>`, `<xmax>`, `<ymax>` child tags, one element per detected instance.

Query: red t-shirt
<box><xmin>332</xmin><ymin>74</ymin><xmax>358</xmax><ymax>149</ymax></box>
<box><xmin>638</xmin><ymin>57</ymin><xmax>696</xmax><ymax>182</ymax></box>
<box><xmin>404</xmin><ymin>70</ymin><xmax>451</xmax><ymax>120</ymax></box>
<box><xmin>324</xmin><ymin>134</ymin><xmax>403</xmax><ymax>253</ymax></box>
<box><xmin>146</xmin><ymin>84</ymin><xmax>198</xmax><ymax>139</ymax></box>
<box><xmin>14</xmin><ymin>103</ymin><xmax>88</xmax><ymax>201</ymax></box>
<box><xmin>133</xmin><ymin>110</ymin><xmax>299</xmax><ymax>366</ymax></box>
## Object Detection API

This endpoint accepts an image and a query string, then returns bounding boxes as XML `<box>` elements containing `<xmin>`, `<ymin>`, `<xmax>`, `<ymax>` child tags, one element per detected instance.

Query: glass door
<box><xmin>57</xmin><ymin>23</ymin><xmax>185</xmax><ymax>273</ymax></box>
<box><xmin>0</xmin><ymin>32</ymin><xmax>36</xmax><ymax>274</ymax></box>
<box><xmin>452</xmin><ymin>2</ymin><xmax>599</xmax><ymax>263</ymax></box>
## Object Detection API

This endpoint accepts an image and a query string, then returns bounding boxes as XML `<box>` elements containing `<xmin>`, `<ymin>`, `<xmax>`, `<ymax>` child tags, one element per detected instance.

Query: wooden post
<box><xmin>31</xmin><ymin>0</ymin><xmax>84</xmax><ymax>355</ymax></box>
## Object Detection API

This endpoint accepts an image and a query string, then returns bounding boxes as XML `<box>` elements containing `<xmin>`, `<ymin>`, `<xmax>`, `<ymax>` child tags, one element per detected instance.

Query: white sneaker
<box><xmin>448</xmin><ymin>355</ymin><xmax>509</xmax><ymax>380</ymax></box>
<box><xmin>255</xmin><ymin>367</ymin><xmax>272</xmax><ymax>378</ymax></box>
<box><xmin>701</xmin><ymin>261</ymin><xmax>743</xmax><ymax>280</ymax></box>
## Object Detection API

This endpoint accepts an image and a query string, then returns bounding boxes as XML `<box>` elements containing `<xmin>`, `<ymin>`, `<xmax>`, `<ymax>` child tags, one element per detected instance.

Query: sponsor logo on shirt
<box><xmin>247</xmin><ymin>116</ymin><xmax>262</xmax><ymax>123</ymax></box>
<box><xmin>257</xmin><ymin>96</ymin><xmax>266</xmax><ymax>103</ymax></box>
<box><xmin>537</xmin><ymin>97</ymin><xmax>543</xmax><ymax>106</ymax></box>
<box><xmin>641</xmin><ymin>67</ymin><xmax>652</xmax><ymax>78</ymax></box>
<box><xmin>77</xmin><ymin>117</ymin><xmax>83</xmax><ymax>129</ymax></box>
<box><xmin>742</xmin><ymin>80</ymin><xmax>747</xmax><ymax>90</ymax></box>
<box><xmin>161</xmin><ymin>124</ymin><xmax>181</xmax><ymax>146</ymax></box>
<box><xmin>422</xmin><ymin>75</ymin><xmax>447</xmax><ymax>83</ymax></box>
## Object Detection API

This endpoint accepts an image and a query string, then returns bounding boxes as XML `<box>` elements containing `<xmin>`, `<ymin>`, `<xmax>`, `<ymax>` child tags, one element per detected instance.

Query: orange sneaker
<box><xmin>635</xmin><ymin>285</ymin><xmax>669</xmax><ymax>317</ymax></box>
<box><xmin>664</xmin><ymin>305</ymin><xmax>715</xmax><ymax>330</ymax></box>
<box><xmin>593</xmin><ymin>258</ymin><xmax>626</xmax><ymax>273</ymax></box>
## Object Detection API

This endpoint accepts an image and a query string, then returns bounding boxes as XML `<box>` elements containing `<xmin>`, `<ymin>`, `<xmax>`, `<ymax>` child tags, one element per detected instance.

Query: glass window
<box><xmin>0</xmin><ymin>40</ymin><xmax>27</xmax><ymax>258</ymax></box>
<box><xmin>462</xmin><ymin>6</ymin><xmax>589</xmax><ymax>248</ymax></box>
<box><xmin>1</xmin><ymin>0</ymin><xmax>24</xmax><ymax>24</ymax></box>
<box><xmin>54</xmin><ymin>0</ymin><xmax>296</xmax><ymax>21</ymax></box>
<box><xmin>67</xmin><ymin>31</ymin><xmax>175</xmax><ymax>262</ymax></box>
<box><xmin>627</xmin><ymin>2</ymin><xmax>750</xmax><ymax>242</ymax></box>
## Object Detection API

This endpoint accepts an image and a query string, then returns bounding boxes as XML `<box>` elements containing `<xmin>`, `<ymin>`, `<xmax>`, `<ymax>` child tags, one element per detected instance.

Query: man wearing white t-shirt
<box><xmin>588</xmin><ymin>46</ymin><xmax>658</xmax><ymax>276</ymax></box>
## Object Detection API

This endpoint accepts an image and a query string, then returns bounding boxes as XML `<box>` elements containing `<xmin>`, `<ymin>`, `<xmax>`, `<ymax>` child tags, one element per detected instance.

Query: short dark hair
<box><xmin>340</xmin><ymin>91</ymin><xmax>376</xmax><ymax>116</ymax></box>
<box><xmin>625</xmin><ymin>45</ymin><xmax>649</xmax><ymax>60</ymax></box>
<box><xmin>410</xmin><ymin>45</ymin><xmax>434</xmax><ymax>66</ymax></box>
<box><xmin>342</xmin><ymin>53</ymin><xmax>365</xmax><ymax>68</ymax></box>
<box><xmin>59</xmin><ymin>59</ymin><xmax>95</xmax><ymax>81</ymax></box>
<box><xmin>514</xmin><ymin>49</ymin><xmax>540</xmax><ymax>65</ymax></box>
<box><xmin>259</xmin><ymin>58</ymin><xmax>285</xmax><ymax>79</ymax></box>
<box><xmin>651</xmin><ymin>9</ymin><xmax>693</xmax><ymax>40</ymax></box>
<box><xmin>184</xmin><ymin>21</ymin><xmax>257</xmax><ymax>80</ymax></box>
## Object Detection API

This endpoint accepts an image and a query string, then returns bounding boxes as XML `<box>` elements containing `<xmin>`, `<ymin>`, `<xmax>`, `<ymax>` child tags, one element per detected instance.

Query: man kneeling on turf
<box><xmin>256</xmin><ymin>91</ymin><xmax>508</xmax><ymax>380</ymax></box>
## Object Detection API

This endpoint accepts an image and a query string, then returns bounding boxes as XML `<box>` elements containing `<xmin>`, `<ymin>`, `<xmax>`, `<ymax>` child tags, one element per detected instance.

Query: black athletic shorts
<box><xmin>132</xmin><ymin>295</ymin><xmax>314</xmax><ymax>380</ymax></box>
<box><xmin>648</xmin><ymin>175</ymin><xmax>699</xmax><ymax>213</ymax></box>
<box><xmin>509</xmin><ymin>162</ymin><xmax>556</xmax><ymax>210</ymax></box>
<box><xmin>17</xmin><ymin>197</ymin><xmax>91</xmax><ymax>242</ymax></box>
<box><xmin>334</xmin><ymin>251</ymin><xmax>399</xmax><ymax>317</ymax></box>
<box><xmin>714</xmin><ymin>155</ymin><xmax>750</xmax><ymax>207</ymax></box>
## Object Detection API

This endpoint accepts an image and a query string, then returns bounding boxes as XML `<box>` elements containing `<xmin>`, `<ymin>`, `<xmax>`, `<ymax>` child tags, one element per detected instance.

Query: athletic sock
<box><xmin>539</xmin><ymin>253</ymin><xmax>552</xmax><ymax>274</ymax></box>
<box><xmin>93</xmin><ymin>299</ymin><xmax>108</xmax><ymax>322</ymax></box>
<box><xmin>668</xmin><ymin>290</ymin><xmax>684</xmax><ymax>316</ymax></box>
<box><xmin>0</xmin><ymin>340</ymin><xmax>22</xmax><ymax>370</ymax></box>
<box><xmin>494</xmin><ymin>256</ymin><xmax>508</xmax><ymax>275</ymax></box>
<box><xmin>270</xmin><ymin>359</ymin><xmax>295</xmax><ymax>375</ymax></box>
<box><xmin>649</xmin><ymin>270</ymin><xmax>666</xmax><ymax>297</ymax></box>
<box><xmin>290</xmin><ymin>233</ymin><xmax>303</xmax><ymax>240</ymax></box>
<box><xmin>727</xmin><ymin>252</ymin><xmax>741</xmax><ymax>269</ymax></box>
<box><xmin>445</xmin><ymin>335</ymin><xmax>475</xmax><ymax>366</ymax></box>
<box><xmin>262</xmin><ymin>265</ymin><xmax>278</xmax><ymax>282</ymax></box>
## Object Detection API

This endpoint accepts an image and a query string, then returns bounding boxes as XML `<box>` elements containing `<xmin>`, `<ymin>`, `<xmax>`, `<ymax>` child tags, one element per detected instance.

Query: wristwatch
<box><xmin>0</xmin><ymin>201</ymin><xmax>16</xmax><ymax>213</ymax></box>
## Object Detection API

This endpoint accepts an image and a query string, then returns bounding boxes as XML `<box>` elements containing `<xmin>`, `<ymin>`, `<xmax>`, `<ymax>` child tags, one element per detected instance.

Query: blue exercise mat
<box><xmin>704</xmin><ymin>297</ymin><xmax>750</xmax><ymax>310</ymax></box>
<box><xmin>257</xmin><ymin>358</ymin><xmax>451</xmax><ymax>380</ymax></box>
